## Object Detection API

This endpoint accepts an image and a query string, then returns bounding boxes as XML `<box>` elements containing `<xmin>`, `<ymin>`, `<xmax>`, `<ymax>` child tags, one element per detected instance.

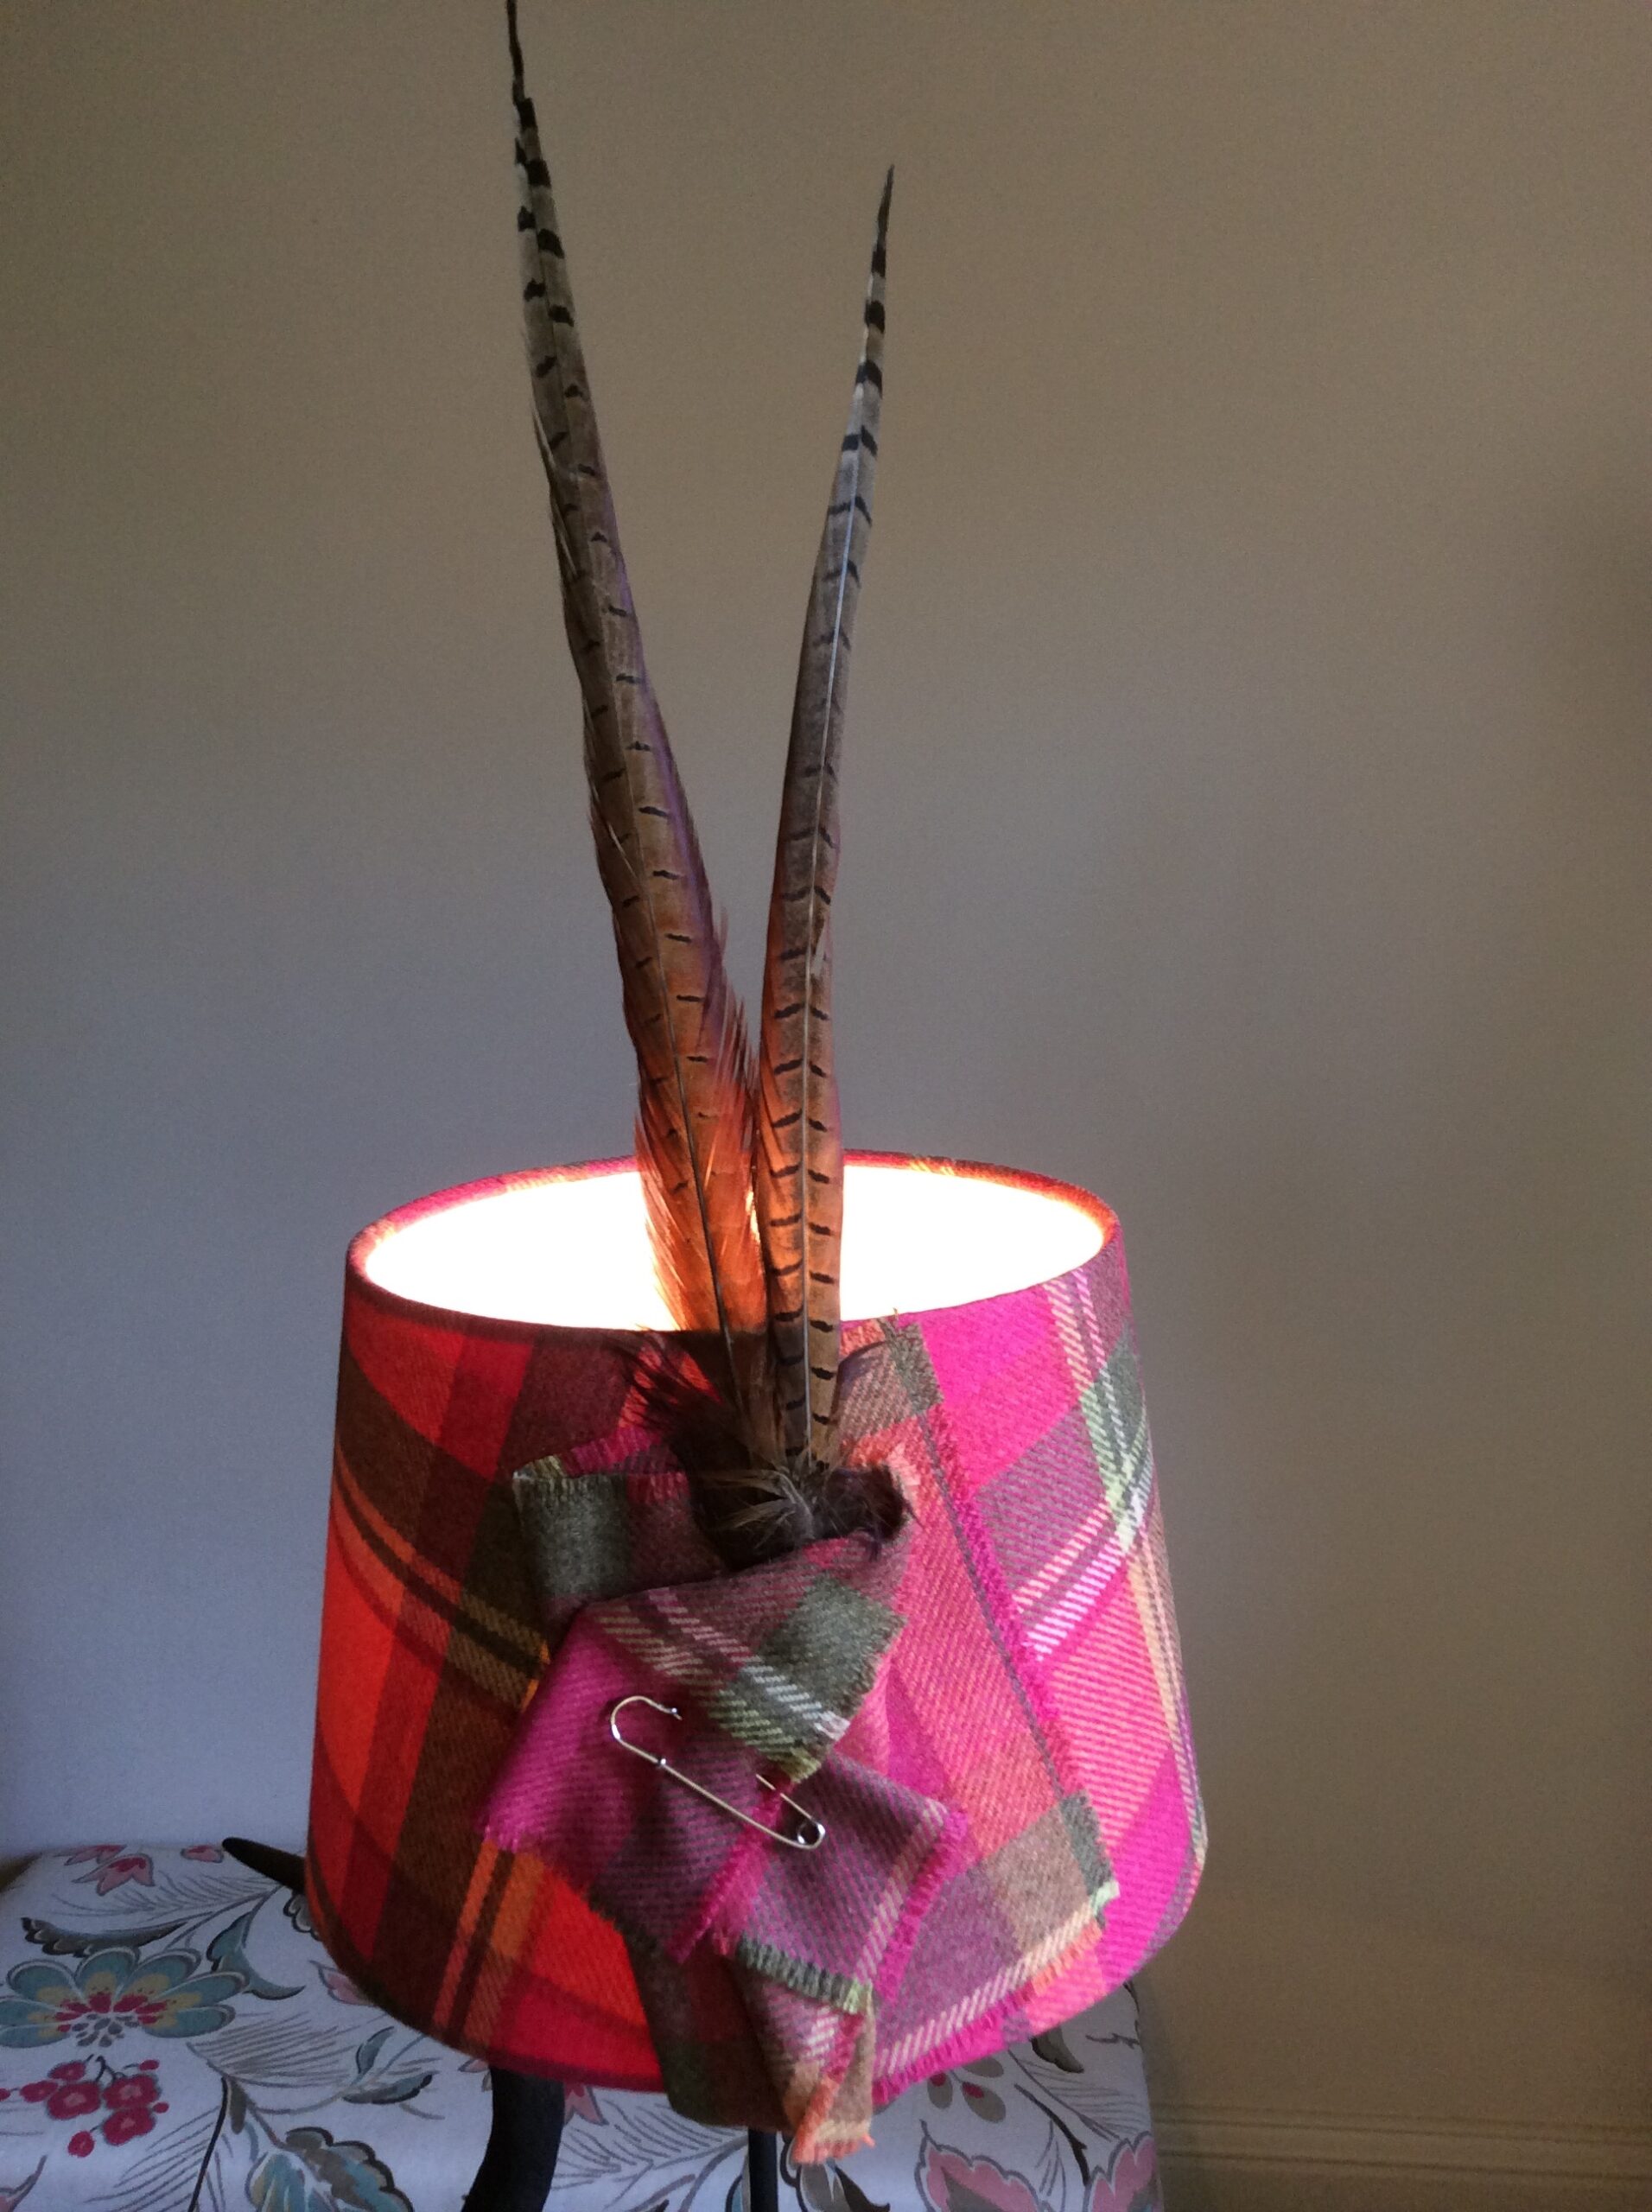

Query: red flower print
<box><xmin>958</xmin><ymin>2077</ymin><xmax>1007</xmax><ymax>2121</ymax></box>
<box><xmin>181</xmin><ymin>1846</ymin><xmax>224</xmax><ymax>1862</ymax></box>
<box><xmin>67</xmin><ymin>2134</ymin><xmax>95</xmax><ymax>2158</ymax></box>
<box><xmin>100</xmin><ymin>2107</ymin><xmax>156</xmax><ymax>2148</ymax></box>
<box><xmin>44</xmin><ymin>2080</ymin><xmax>103</xmax><ymax>2121</ymax></box>
<box><xmin>104</xmin><ymin>2074</ymin><xmax>161</xmax><ymax>2110</ymax></box>
<box><xmin>85</xmin><ymin>1855</ymin><xmax>154</xmax><ymax>1897</ymax></box>
<box><xmin>16</xmin><ymin>2058</ymin><xmax>162</xmax><ymax>2129</ymax></box>
<box><xmin>64</xmin><ymin>1847</ymin><xmax>121</xmax><ymax>1866</ymax></box>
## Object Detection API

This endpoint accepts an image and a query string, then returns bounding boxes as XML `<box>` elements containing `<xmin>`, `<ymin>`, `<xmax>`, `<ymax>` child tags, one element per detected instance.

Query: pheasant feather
<box><xmin>508</xmin><ymin>6</ymin><xmax>899</xmax><ymax>1560</ymax></box>
<box><xmin>754</xmin><ymin>175</ymin><xmax>892</xmax><ymax>1475</ymax></box>
<box><xmin>508</xmin><ymin>1</ymin><xmax>765</xmax><ymax>1380</ymax></box>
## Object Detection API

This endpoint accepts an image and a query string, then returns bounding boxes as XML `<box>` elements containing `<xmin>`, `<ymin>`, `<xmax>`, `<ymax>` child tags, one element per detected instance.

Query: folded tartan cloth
<box><xmin>480</xmin><ymin>1386</ymin><xmax>1128</xmax><ymax>2157</ymax></box>
<box><xmin>483</xmin><ymin>1462</ymin><xmax>962</xmax><ymax>2154</ymax></box>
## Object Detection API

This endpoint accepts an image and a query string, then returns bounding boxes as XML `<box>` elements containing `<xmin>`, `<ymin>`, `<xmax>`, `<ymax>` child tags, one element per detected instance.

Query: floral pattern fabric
<box><xmin>0</xmin><ymin>1847</ymin><xmax>1158</xmax><ymax>2212</ymax></box>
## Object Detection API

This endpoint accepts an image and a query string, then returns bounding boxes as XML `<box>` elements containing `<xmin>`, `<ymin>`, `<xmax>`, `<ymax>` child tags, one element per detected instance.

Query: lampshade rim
<box><xmin>345</xmin><ymin>1149</ymin><xmax>1119</xmax><ymax>1342</ymax></box>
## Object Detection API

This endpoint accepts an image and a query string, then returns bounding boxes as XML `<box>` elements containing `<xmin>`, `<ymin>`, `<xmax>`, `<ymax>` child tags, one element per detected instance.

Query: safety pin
<box><xmin>607</xmin><ymin>1694</ymin><xmax>827</xmax><ymax>1852</ymax></box>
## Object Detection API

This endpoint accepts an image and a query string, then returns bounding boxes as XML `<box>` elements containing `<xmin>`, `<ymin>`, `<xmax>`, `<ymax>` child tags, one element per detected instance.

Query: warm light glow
<box><xmin>362</xmin><ymin>1161</ymin><xmax>1105</xmax><ymax>1327</ymax></box>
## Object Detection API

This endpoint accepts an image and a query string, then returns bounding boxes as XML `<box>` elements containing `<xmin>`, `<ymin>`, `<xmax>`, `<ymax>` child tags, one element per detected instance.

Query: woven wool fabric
<box><xmin>505</xmin><ymin>1472</ymin><xmax>911</xmax><ymax>1781</ymax></box>
<box><xmin>480</xmin><ymin>1497</ymin><xmax>969</xmax><ymax>2152</ymax></box>
<box><xmin>304</xmin><ymin>1155</ymin><xmax>1204</xmax><ymax>2105</ymax></box>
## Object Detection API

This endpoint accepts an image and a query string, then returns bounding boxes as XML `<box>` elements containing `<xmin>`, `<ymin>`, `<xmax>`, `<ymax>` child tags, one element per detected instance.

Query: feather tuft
<box><xmin>630</xmin><ymin>1338</ymin><xmax>906</xmax><ymax>1567</ymax></box>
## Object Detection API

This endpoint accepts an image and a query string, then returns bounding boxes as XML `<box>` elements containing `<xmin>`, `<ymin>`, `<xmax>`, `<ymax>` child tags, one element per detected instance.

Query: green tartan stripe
<box><xmin>511</xmin><ymin>1457</ymin><xmax>627</xmax><ymax>1615</ymax></box>
<box><xmin>978</xmin><ymin>1793</ymin><xmax>1117</xmax><ymax>1963</ymax></box>
<box><xmin>511</xmin><ymin>1458</ymin><xmax>714</xmax><ymax>1630</ymax></box>
<box><xmin>709</xmin><ymin>1569</ymin><xmax>903</xmax><ymax>1777</ymax></box>
<box><xmin>1055</xmin><ymin>1789</ymin><xmax>1120</xmax><ymax>1911</ymax></box>
<box><xmin>1075</xmin><ymin>1334</ymin><xmax>1153</xmax><ymax>1530</ymax></box>
<box><xmin>732</xmin><ymin>1936</ymin><xmax>874</xmax><ymax>2018</ymax></box>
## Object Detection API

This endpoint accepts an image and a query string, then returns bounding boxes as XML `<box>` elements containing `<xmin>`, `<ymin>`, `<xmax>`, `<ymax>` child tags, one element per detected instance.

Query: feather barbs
<box><xmin>754</xmin><ymin>173</ymin><xmax>892</xmax><ymax>1479</ymax></box>
<box><xmin>508</xmin><ymin>0</ymin><xmax>897</xmax><ymax>1560</ymax></box>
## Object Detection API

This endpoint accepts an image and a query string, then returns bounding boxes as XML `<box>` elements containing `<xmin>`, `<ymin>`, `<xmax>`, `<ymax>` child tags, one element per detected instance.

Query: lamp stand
<box><xmin>458</xmin><ymin>2069</ymin><xmax>566</xmax><ymax>2212</ymax></box>
<box><xmin>747</xmin><ymin>2126</ymin><xmax>780</xmax><ymax>2212</ymax></box>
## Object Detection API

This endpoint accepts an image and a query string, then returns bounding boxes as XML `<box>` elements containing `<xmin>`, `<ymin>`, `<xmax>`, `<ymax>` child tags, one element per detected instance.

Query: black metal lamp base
<box><xmin>459</xmin><ymin>2069</ymin><xmax>567</xmax><ymax>2212</ymax></box>
<box><xmin>746</xmin><ymin>2125</ymin><xmax>780</xmax><ymax>2212</ymax></box>
<box><xmin>221</xmin><ymin>1840</ymin><xmax>781</xmax><ymax>2212</ymax></box>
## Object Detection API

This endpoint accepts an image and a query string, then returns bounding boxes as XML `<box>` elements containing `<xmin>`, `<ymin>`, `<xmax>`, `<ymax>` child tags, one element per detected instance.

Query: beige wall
<box><xmin>3</xmin><ymin>3</ymin><xmax>1648</xmax><ymax>2198</ymax></box>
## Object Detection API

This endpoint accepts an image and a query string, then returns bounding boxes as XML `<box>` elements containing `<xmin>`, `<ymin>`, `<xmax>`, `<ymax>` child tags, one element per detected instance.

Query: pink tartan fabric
<box><xmin>486</xmin><ymin>1175</ymin><xmax>1204</xmax><ymax>2133</ymax></box>
<box><xmin>483</xmin><ymin>1574</ymin><xmax>967</xmax><ymax>2153</ymax></box>
<box><xmin>305</xmin><ymin>1156</ymin><xmax>1204</xmax><ymax>2115</ymax></box>
<box><xmin>816</xmin><ymin>1281</ymin><xmax>1200</xmax><ymax>2102</ymax></box>
<box><xmin>484</xmin><ymin>1606</ymin><xmax>963</xmax><ymax>1990</ymax></box>
<box><xmin>482</xmin><ymin>1512</ymin><xmax>971</xmax><ymax>2152</ymax></box>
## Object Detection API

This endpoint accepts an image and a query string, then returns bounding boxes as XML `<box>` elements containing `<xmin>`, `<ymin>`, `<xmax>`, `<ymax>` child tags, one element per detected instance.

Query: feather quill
<box><xmin>507</xmin><ymin>1</ymin><xmax>766</xmax><ymax>1382</ymax></box>
<box><xmin>754</xmin><ymin>175</ymin><xmax>892</xmax><ymax>1477</ymax></box>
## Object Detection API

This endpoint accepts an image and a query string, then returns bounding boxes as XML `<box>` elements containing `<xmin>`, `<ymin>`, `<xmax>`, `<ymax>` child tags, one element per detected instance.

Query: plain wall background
<box><xmin>3</xmin><ymin>0</ymin><xmax>1648</xmax><ymax>2156</ymax></box>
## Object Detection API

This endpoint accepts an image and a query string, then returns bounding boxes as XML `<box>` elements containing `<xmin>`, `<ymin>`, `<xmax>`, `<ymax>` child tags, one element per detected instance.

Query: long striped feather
<box><xmin>507</xmin><ymin>1</ymin><xmax>766</xmax><ymax>1374</ymax></box>
<box><xmin>754</xmin><ymin>175</ymin><xmax>892</xmax><ymax>1474</ymax></box>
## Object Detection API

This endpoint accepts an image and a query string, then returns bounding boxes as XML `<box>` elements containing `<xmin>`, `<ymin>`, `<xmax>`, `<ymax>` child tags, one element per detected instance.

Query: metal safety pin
<box><xmin>607</xmin><ymin>1694</ymin><xmax>827</xmax><ymax>1852</ymax></box>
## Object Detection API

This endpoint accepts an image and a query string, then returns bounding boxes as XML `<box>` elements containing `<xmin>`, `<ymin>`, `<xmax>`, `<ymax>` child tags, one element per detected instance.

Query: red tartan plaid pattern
<box><xmin>304</xmin><ymin>1156</ymin><xmax>1204</xmax><ymax>2107</ymax></box>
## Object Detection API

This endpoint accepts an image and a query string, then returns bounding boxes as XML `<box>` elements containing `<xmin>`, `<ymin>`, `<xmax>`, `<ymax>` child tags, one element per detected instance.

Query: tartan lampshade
<box><xmin>304</xmin><ymin>1151</ymin><xmax>1204</xmax><ymax>2157</ymax></box>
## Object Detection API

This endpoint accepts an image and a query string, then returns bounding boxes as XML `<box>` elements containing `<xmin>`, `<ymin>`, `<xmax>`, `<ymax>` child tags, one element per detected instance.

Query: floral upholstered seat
<box><xmin>0</xmin><ymin>1847</ymin><xmax>1160</xmax><ymax>2211</ymax></box>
